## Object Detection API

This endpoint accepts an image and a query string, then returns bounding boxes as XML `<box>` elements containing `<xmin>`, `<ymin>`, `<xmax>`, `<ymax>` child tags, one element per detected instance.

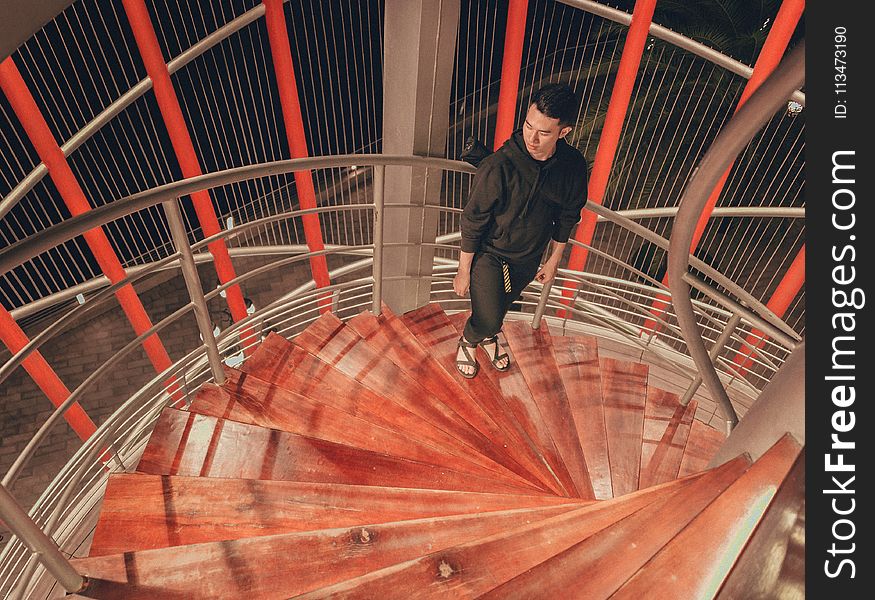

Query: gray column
<box><xmin>381</xmin><ymin>0</ymin><xmax>460</xmax><ymax>313</ymax></box>
<box><xmin>708</xmin><ymin>341</ymin><xmax>805</xmax><ymax>467</ymax></box>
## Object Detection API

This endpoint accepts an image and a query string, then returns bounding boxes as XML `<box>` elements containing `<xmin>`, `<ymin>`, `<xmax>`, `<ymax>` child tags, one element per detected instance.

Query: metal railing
<box><xmin>0</xmin><ymin>154</ymin><xmax>800</xmax><ymax>596</ymax></box>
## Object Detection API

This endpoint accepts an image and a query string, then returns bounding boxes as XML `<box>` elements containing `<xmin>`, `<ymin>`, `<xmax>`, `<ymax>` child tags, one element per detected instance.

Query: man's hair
<box><xmin>530</xmin><ymin>83</ymin><xmax>579</xmax><ymax>127</ymax></box>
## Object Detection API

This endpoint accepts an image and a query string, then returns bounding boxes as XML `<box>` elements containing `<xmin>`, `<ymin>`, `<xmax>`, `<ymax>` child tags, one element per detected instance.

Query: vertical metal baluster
<box><xmin>0</xmin><ymin>485</ymin><xmax>86</xmax><ymax>594</ymax></box>
<box><xmin>681</xmin><ymin>313</ymin><xmax>743</xmax><ymax>414</ymax></box>
<box><xmin>162</xmin><ymin>198</ymin><xmax>226</xmax><ymax>385</ymax></box>
<box><xmin>372</xmin><ymin>165</ymin><xmax>386</xmax><ymax>315</ymax></box>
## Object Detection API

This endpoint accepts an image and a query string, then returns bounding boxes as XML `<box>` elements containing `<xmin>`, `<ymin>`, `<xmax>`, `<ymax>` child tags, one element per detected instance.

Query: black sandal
<box><xmin>456</xmin><ymin>336</ymin><xmax>480</xmax><ymax>379</ymax></box>
<box><xmin>479</xmin><ymin>334</ymin><xmax>510</xmax><ymax>371</ymax></box>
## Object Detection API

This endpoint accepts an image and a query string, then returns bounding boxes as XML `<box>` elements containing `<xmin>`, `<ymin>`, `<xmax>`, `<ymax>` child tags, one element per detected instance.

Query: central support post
<box><xmin>381</xmin><ymin>0</ymin><xmax>460</xmax><ymax>313</ymax></box>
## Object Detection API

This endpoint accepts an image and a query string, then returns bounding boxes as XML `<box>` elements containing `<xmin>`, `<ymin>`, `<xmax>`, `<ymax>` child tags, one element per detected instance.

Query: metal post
<box><xmin>667</xmin><ymin>42</ymin><xmax>805</xmax><ymax>434</ymax></box>
<box><xmin>681</xmin><ymin>312</ymin><xmax>742</xmax><ymax>406</ymax></box>
<box><xmin>531</xmin><ymin>279</ymin><xmax>553</xmax><ymax>330</ymax></box>
<box><xmin>372</xmin><ymin>165</ymin><xmax>385</xmax><ymax>316</ymax></box>
<box><xmin>162</xmin><ymin>199</ymin><xmax>226</xmax><ymax>385</ymax></box>
<box><xmin>0</xmin><ymin>485</ymin><xmax>87</xmax><ymax>594</ymax></box>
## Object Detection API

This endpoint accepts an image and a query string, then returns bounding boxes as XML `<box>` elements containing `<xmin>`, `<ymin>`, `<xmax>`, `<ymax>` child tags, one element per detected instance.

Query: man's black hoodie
<box><xmin>460</xmin><ymin>129</ymin><xmax>588</xmax><ymax>263</ymax></box>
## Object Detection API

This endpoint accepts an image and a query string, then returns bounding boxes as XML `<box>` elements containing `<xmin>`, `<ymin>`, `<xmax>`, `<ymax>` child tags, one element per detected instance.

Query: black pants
<box><xmin>462</xmin><ymin>252</ymin><xmax>541</xmax><ymax>343</ymax></box>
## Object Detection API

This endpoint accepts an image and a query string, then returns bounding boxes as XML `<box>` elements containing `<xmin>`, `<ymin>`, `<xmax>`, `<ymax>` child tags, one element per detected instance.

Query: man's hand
<box><xmin>534</xmin><ymin>262</ymin><xmax>558</xmax><ymax>284</ymax></box>
<box><xmin>455</xmin><ymin>250</ymin><xmax>475</xmax><ymax>297</ymax></box>
<box><xmin>453</xmin><ymin>270</ymin><xmax>471</xmax><ymax>297</ymax></box>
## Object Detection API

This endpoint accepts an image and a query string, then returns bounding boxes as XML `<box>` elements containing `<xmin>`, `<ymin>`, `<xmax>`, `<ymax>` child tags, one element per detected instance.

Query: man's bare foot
<box><xmin>456</xmin><ymin>337</ymin><xmax>479</xmax><ymax>378</ymax></box>
<box><xmin>479</xmin><ymin>334</ymin><xmax>510</xmax><ymax>370</ymax></box>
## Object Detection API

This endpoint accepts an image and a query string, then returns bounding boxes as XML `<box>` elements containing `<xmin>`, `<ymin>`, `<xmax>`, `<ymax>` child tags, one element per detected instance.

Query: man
<box><xmin>453</xmin><ymin>83</ymin><xmax>588</xmax><ymax>378</ymax></box>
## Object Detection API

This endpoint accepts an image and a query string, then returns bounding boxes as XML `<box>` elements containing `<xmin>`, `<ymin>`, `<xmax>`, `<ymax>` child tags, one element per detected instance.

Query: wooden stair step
<box><xmin>136</xmin><ymin>408</ymin><xmax>545</xmax><ymax>495</ymax></box>
<box><xmin>551</xmin><ymin>334</ymin><xmax>612</xmax><ymax>500</ymax></box>
<box><xmin>292</xmin><ymin>312</ymin><xmax>546</xmax><ymax>491</ymax></box>
<box><xmin>295</xmin><ymin>475</ymin><xmax>704</xmax><ymax>599</ymax></box>
<box><xmin>240</xmin><ymin>333</ymin><xmax>529</xmax><ymax>483</ymax></box>
<box><xmin>344</xmin><ymin>309</ymin><xmax>556</xmax><ymax>493</ymax></box>
<box><xmin>480</xmin><ymin>454</ymin><xmax>752</xmax><ymax>599</ymax></box>
<box><xmin>435</xmin><ymin>309</ymin><xmax>579</xmax><ymax>498</ymax></box>
<box><xmin>88</xmin><ymin>473</ymin><xmax>592</xmax><ymax>556</ymax></box>
<box><xmin>716</xmin><ymin>448</ymin><xmax>805</xmax><ymax>599</ymax></box>
<box><xmin>678</xmin><ymin>418</ymin><xmax>727</xmax><ymax>477</ymax></box>
<box><xmin>610</xmin><ymin>434</ymin><xmax>802</xmax><ymax>599</ymax></box>
<box><xmin>502</xmin><ymin>319</ymin><xmax>594</xmax><ymax>500</ymax></box>
<box><xmin>187</xmin><ymin>372</ymin><xmax>522</xmax><ymax>484</ymax></box>
<box><xmin>638</xmin><ymin>387</ymin><xmax>697</xmax><ymax>489</ymax></box>
<box><xmin>398</xmin><ymin>305</ymin><xmax>570</xmax><ymax>496</ymax></box>
<box><xmin>600</xmin><ymin>357</ymin><xmax>649</xmax><ymax>497</ymax></box>
<box><xmin>73</xmin><ymin>504</ymin><xmax>583</xmax><ymax>599</ymax></box>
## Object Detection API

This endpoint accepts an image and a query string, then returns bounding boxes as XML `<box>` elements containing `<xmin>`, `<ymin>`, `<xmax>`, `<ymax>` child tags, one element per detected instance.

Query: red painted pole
<box><xmin>559</xmin><ymin>0</ymin><xmax>657</xmax><ymax>314</ymax></box>
<box><xmin>641</xmin><ymin>0</ymin><xmax>804</xmax><ymax>334</ymax></box>
<box><xmin>689</xmin><ymin>0</ymin><xmax>805</xmax><ymax>249</ymax></box>
<box><xmin>493</xmin><ymin>0</ymin><xmax>529</xmax><ymax>150</ymax></box>
<box><xmin>121</xmin><ymin>0</ymin><xmax>252</xmax><ymax>329</ymax></box>
<box><xmin>0</xmin><ymin>58</ymin><xmax>180</xmax><ymax>402</ymax></box>
<box><xmin>0</xmin><ymin>307</ymin><xmax>96</xmax><ymax>441</ymax></box>
<box><xmin>732</xmin><ymin>245</ymin><xmax>804</xmax><ymax>374</ymax></box>
<box><xmin>263</xmin><ymin>0</ymin><xmax>331</xmax><ymax>312</ymax></box>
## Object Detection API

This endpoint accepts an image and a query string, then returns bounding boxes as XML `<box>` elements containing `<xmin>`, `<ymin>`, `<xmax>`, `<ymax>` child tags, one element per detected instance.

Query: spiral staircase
<box><xmin>57</xmin><ymin>303</ymin><xmax>801</xmax><ymax>598</ymax></box>
<box><xmin>1</xmin><ymin>0</ymin><xmax>808</xmax><ymax>597</ymax></box>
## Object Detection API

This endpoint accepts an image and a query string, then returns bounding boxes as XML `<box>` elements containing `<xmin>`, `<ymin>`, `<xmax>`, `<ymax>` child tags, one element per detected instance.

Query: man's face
<box><xmin>522</xmin><ymin>103</ymin><xmax>572</xmax><ymax>161</ymax></box>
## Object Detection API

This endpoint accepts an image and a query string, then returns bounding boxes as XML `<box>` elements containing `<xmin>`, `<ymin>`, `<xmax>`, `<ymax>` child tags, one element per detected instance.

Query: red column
<box><xmin>263</xmin><ymin>0</ymin><xmax>331</xmax><ymax>312</ymax></box>
<box><xmin>121</xmin><ymin>0</ymin><xmax>251</xmax><ymax>328</ymax></box>
<box><xmin>493</xmin><ymin>0</ymin><xmax>529</xmax><ymax>150</ymax></box>
<box><xmin>559</xmin><ymin>0</ymin><xmax>658</xmax><ymax>314</ymax></box>
<box><xmin>641</xmin><ymin>0</ymin><xmax>804</xmax><ymax>334</ymax></box>
<box><xmin>0</xmin><ymin>58</ymin><xmax>178</xmax><ymax>399</ymax></box>
<box><xmin>689</xmin><ymin>0</ymin><xmax>805</xmax><ymax>250</ymax></box>
<box><xmin>0</xmin><ymin>307</ymin><xmax>96</xmax><ymax>441</ymax></box>
<box><xmin>732</xmin><ymin>245</ymin><xmax>804</xmax><ymax>374</ymax></box>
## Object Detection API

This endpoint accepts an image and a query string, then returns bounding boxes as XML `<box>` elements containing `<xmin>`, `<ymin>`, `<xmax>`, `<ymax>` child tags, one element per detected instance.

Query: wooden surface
<box><xmin>76</xmin><ymin>305</ymin><xmax>757</xmax><ymax>598</ymax></box>
<box><xmin>716</xmin><ymin>448</ymin><xmax>805</xmax><ymax>599</ymax></box>
<box><xmin>611</xmin><ymin>434</ymin><xmax>802</xmax><ymax>599</ymax></box>
<box><xmin>241</xmin><ymin>333</ymin><xmax>527</xmax><ymax>480</ymax></box>
<box><xmin>292</xmin><ymin>312</ymin><xmax>541</xmax><ymax>490</ymax></box>
<box><xmin>482</xmin><ymin>455</ymin><xmax>751</xmax><ymax>599</ymax></box>
<box><xmin>89</xmin><ymin>474</ymin><xmax>590</xmax><ymax>556</ymax></box>
<box><xmin>75</xmin><ymin>505</ymin><xmax>581</xmax><ymax>599</ymax></box>
<box><xmin>600</xmin><ymin>357</ymin><xmax>649</xmax><ymax>498</ymax></box>
<box><xmin>503</xmin><ymin>320</ymin><xmax>594</xmax><ymax>500</ymax></box>
<box><xmin>638</xmin><ymin>388</ymin><xmax>697</xmax><ymax>489</ymax></box>
<box><xmin>345</xmin><ymin>309</ymin><xmax>554</xmax><ymax>493</ymax></box>
<box><xmin>678</xmin><ymin>418</ymin><xmax>727</xmax><ymax>477</ymax></box>
<box><xmin>137</xmin><ymin>408</ymin><xmax>540</xmax><ymax>495</ymax></box>
<box><xmin>552</xmin><ymin>334</ymin><xmax>612</xmax><ymax>500</ymax></box>
<box><xmin>296</xmin><ymin>480</ymin><xmax>694</xmax><ymax>599</ymax></box>
<box><xmin>188</xmin><ymin>373</ymin><xmax>513</xmax><ymax>482</ymax></box>
<box><xmin>444</xmin><ymin>310</ymin><xmax>577</xmax><ymax>497</ymax></box>
<box><xmin>403</xmin><ymin>306</ymin><xmax>570</xmax><ymax>495</ymax></box>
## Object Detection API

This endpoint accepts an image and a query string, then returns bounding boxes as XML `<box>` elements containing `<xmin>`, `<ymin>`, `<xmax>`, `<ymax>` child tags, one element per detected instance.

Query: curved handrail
<box><xmin>1</xmin><ymin>154</ymin><xmax>800</xmax><ymax>349</ymax></box>
<box><xmin>667</xmin><ymin>41</ymin><xmax>805</xmax><ymax>431</ymax></box>
<box><xmin>0</xmin><ymin>155</ymin><xmax>471</xmax><ymax>275</ymax></box>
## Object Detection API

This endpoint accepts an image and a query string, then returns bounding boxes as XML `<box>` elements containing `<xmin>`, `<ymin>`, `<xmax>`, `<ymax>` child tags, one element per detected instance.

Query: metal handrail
<box><xmin>666</xmin><ymin>41</ymin><xmax>806</xmax><ymax>432</ymax></box>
